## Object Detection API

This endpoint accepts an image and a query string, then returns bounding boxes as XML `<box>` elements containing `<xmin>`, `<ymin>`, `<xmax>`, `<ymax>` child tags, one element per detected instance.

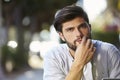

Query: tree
<box><xmin>2</xmin><ymin>0</ymin><xmax>77</xmax><ymax>71</ymax></box>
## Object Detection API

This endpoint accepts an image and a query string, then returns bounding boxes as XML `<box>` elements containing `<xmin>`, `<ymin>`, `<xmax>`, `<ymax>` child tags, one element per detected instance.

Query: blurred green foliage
<box><xmin>92</xmin><ymin>31</ymin><xmax>119</xmax><ymax>47</ymax></box>
<box><xmin>1</xmin><ymin>0</ymin><xmax>77</xmax><ymax>72</ymax></box>
<box><xmin>1</xmin><ymin>45</ymin><xmax>28</xmax><ymax>73</ymax></box>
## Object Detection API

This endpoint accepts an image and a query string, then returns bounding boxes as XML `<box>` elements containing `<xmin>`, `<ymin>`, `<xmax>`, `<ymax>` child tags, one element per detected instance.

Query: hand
<box><xmin>74</xmin><ymin>36</ymin><xmax>96</xmax><ymax>66</ymax></box>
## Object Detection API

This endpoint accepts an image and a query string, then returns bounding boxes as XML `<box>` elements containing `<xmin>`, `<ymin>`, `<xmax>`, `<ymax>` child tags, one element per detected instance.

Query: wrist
<box><xmin>72</xmin><ymin>61</ymin><xmax>84</xmax><ymax>72</ymax></box>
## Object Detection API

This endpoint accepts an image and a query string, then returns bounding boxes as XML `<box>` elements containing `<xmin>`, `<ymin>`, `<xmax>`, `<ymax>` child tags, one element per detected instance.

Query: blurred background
<box><xmin>0</xmin><ymin>0</ymin><xmax>120</xmax><ymax>80</ymax></box>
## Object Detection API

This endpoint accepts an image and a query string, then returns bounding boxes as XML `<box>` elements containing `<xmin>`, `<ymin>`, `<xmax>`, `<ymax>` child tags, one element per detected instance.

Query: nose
<box><xmin>75</xmin><ymin>28</ymin><xmax>83</xmax><ymax>38</ymax></box>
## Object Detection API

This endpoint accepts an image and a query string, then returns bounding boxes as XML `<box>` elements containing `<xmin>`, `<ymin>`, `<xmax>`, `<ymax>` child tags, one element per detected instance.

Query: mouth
<box><xmin>75</xmin><ymin>39</ymin><xmax>82</xmax><ymax>44</ymax></box>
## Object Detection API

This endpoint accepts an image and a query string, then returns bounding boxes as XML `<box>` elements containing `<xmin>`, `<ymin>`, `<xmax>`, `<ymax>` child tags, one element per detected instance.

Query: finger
<box><xmin>86</xmin><ymin>39</ymin><xmax>92</xmax><ymax>49</ymax></box>
<box><xmin>81</xmin><ymin>36</ymin><xmax>87</xmax><ymax>44</ymax></box>
<box><xmin>76</xmin><ymin>41</ymin><xmax>80</xmax><ymax>47</ymax></box>
<box><xmin>92</xmin><ymin>47</ymin><xmax>96</xmax><ymax>53</ymax></box>
<box><xmin>86</xmin><ymin>47</ymin><xmax>96</xmax><ymax>63</ymax></box>
<box><xmin>76</xmin><ymin>36</ymin><xmax>87</xmax><ymax>48</ymax></box>
<box><xmin>89</xmin><ymin>43</ymin><xmax>94</xmax><ymax>51</ymax></box>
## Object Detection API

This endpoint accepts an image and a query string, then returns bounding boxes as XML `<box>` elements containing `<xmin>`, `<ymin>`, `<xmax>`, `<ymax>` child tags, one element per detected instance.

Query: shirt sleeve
<box><xmin>108</xmin><ymin>45</ymin><xmax>120</xmax><ymax>78</ymax></box>
<box><xmin>43</xmin><ymin>52</ymin><xmax>66</xmax><ymax>80</ymax></box>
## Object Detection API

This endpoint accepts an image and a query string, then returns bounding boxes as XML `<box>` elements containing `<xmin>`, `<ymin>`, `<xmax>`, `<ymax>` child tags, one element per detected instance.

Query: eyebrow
<box><xmin>65</xmin><ymin>26</ymin><xmax>74</xmax><ymax>31</ymax></box>
<box><xmin>78</xmin><ymin>22</ymin><xmax>86</xmax><ymax>27</ymax></box>
<box><xmin>64</xmin><ymin>22</ymin><xmax>87</xmax><ymax>31</ymax></box>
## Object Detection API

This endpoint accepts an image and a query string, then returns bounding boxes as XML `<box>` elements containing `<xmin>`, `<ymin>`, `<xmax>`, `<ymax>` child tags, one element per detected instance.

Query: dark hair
<box><xmin>53</xmin><ymin>5</ymin><xmax>89</xmax><ymax>32</ymax></box>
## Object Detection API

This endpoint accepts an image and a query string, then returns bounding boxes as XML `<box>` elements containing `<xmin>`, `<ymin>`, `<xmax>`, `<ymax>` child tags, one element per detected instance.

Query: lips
<box><xmin>75</xmin><ymin>39</ymin><xmax>82</xmax><ymax>44</ymax></box>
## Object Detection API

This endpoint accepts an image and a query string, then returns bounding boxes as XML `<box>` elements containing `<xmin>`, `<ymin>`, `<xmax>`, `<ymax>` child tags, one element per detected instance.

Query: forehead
<box><xmin>62</xmin><ymin>17</ymin><xmax>85</xmax><ymax>29</ymax></box>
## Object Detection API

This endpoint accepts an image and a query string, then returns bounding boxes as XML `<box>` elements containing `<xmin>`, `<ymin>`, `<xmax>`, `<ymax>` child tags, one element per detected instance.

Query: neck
<box><xmin>69</xmin><ymin>48</ymin><xmax>75</xmax><ymax>59</ymax></box>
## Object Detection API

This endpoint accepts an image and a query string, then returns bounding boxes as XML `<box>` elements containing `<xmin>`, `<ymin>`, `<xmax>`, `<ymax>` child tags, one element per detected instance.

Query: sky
<box><xmin>83</xmin><ymin>0</ymin><xmax>107</xmax><ymax>21</ymax></box>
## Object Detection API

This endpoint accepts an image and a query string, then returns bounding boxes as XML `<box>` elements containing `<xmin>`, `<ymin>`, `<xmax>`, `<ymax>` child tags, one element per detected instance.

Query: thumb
<box><xmin>76</xmin><ymin>41</ymin><xmax>80</xmax><ymax>47</ymax></box>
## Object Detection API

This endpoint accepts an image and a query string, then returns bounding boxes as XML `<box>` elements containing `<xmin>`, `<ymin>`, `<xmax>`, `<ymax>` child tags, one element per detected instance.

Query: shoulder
<box><xmin>44</xmin><ymin>43</ymin><xmax>69</xmax><ymax>59</ymax></box>
<box><xmin>93</xmin><ymin>40</ymin><xmax>117</xmax><ymax>51</ymax></box>
<box><xmin>93</xmin><ymin>40</ymin><xmax>120</xmax><ymax>56</ymax></box>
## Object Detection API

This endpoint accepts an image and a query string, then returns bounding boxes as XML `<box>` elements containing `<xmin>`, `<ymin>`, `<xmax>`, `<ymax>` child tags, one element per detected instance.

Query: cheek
<box><xmin>81</xmin><ymin>29</ymin><xmax>91</xmax><ymax>36</ymax></box>
<box><xmin>64</xmin><ymin>34</ymin><xmax>75</xmax><ymax>42</ymax></box>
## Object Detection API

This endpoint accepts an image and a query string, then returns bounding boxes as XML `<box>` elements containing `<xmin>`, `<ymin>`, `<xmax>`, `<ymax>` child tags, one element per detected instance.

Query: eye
<box><xmin>80</xmin><ymin>23</ymin><xmax>88</xmax><ymax>28</ymax></box>
<box><xmin>66</xmin><ymin>28</ymin><xmax>74</xmax><ymax>32</ymax></box>
<box><xmin>78</xmin><ymin>23</ymin><xmax>89</xmax><ymax>30</ymax></box>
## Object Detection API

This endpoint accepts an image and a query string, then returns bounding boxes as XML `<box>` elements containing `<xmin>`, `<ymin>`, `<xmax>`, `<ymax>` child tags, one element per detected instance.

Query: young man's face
<box><xmin>59</xmin><ymin>17</ymin><xmax>91</xmax><ymax>51</ymax></box>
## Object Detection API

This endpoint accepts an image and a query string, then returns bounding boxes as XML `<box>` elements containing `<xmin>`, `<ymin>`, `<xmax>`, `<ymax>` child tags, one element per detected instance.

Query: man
<box><xmin>43</xmin><ymin>5</ymin><xmax>120</xmax><ymax>80</ymax></box>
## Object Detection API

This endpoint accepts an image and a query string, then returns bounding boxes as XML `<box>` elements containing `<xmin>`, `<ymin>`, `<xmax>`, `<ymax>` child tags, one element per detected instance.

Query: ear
<box><xmin>58</xmin><ymin>32</ymin><xmax>65</xmax><ymax>41</ymax></box>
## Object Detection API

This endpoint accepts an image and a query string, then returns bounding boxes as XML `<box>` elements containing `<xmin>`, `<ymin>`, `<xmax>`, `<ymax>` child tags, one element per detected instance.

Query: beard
<box><xmin>65</xmin><ymin>40</ymin><xmax>77</xmax><ymax>51</ymax></box>
<box><xmin>64</xmin><ymin>34</ymin><xmax>92</xmax><ymax>51</ymax></box>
